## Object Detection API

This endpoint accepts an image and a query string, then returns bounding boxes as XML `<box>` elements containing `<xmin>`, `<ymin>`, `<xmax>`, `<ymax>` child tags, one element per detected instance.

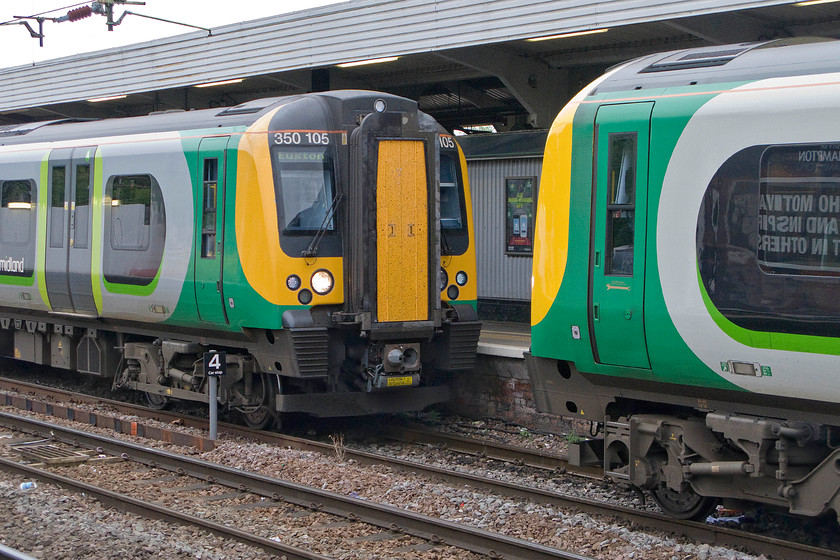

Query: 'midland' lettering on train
<box><xmin>0</xmin><ymin>257</ymin><xmax>24</xmax><ymax>275</ymax></box>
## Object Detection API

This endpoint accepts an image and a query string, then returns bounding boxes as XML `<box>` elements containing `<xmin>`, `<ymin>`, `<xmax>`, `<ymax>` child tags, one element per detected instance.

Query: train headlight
<box><xmin>374</xmin><ymin>99</ymin><xmax>387</xmax><ymax>113</ymax></box>
<box><xmin>447</xmin><ymin>285</ymin><xmax>459</xmax><ymax>300</ymax></box>
<box><xmin>455</xmin><ymin>271</ymin><xmax>468</xmax><ymax>286</ymax></box>
<box><xmin>439</xmin><ymin>268</ymin><xmax>448</xmax><ymax>292</ymax></box>
<box><xmin>286</xmin><ymin>274</ymin><xmax>302</xmax><ymax>291</ymax></box>
<box><xmin>311</xmin><ymin>269</ymin><xmax>334</xmax><ymax>295</ymax></box>
<box><xmin>298</xmin><ymin>289</ymin><xmax>313</xmax><ymax>305</ymax></box>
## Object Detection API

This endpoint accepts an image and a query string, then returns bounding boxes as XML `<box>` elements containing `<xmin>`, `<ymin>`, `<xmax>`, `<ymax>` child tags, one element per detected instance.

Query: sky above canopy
<box><xmin>0</xmin><ymin>1</ymin><xmax>341</xmax><ymax>69</ymax></box>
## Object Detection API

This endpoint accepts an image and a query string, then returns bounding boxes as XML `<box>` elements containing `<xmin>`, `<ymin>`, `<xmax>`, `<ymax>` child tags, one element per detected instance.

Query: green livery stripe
<box><xmin>37</xmin><ymin>152</ymin><xmax>50</xmax><ymax>307</ymax></box>
<box><xmin>103</xmin><ymin>266</ymin><xmax>163</xmax><ymax>296</ymax></box>
<box><xmin>698</xmin><ymin>267</ymin><xmax>839</xmax><ymax>356</ymax></box>
<box><xmin>91</xmin><ymin>148</ymin><xmax>104</xmax><ymax>312</ymax></box>
<box><xmin>0</xmin><ymin>274</ymin><xmax>33</xmax><ymax>286</ymax></box>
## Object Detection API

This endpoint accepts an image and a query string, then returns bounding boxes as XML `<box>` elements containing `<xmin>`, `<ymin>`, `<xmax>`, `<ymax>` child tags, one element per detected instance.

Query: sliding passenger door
<box><xmin>45</xmin><ymin>147</ymin><xmax>98</xmax><ymax>315</ymax></box>
<box><xmin>194</xmin><ymin>137</ymin><xmax>230</xmax><ymax>324</ymax></box>
<box><xmin>67</xmin><ymin>148</ymin><xmax>97</xmax><ymax>315</ymax></box>
<box><xmin>590</xmin><ymin>103</ymin><xmax>652</xmax><ymax>368</ymax></box>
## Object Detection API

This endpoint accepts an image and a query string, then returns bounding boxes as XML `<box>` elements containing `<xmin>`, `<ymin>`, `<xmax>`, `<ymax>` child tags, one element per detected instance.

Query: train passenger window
<box><xmin>697</xmin><ymin>143</ymin><xmax>840</xmax><ymax>338</ymax></box>
<box><xmin>274</xmin><ymin>147</ymin><xmax>335</xmax><ymax>232</ymax></box>
<box><xmin>74</xmin><ymin>164</ymin><xmax>90</xmax><ymax>249</ymax></box>
<box><xmin>440</xmin><ymin>154</ymin><xmax>463</xmax><ymax>229</ymax></box>
<box><xmin>104</xmin><ymin>174</ymin><xmax>166</xmax><ymax>286</ymax></box>
<box><xmin>110</xmin><ymin>175</ymin><xmax>152</xmax><ymax>250</ymax></box>
<box><xmin>50</xmin><ymin>166</ymin><xmax>66</xmax><ymax>248</ymax></box>
<box><xmin>606</xmin><ymin>133</ymin><xmax>637</xmax><ymax>275</ymax></box>
<box><xmin>201</xmin><ymin>158</ymin><xmax>218</xmax><ymax>259</ymax></box>
<box><xmin>0</xmin><ymin>180</ymin><xmax>34</xmax><ymax>246</ymax></box>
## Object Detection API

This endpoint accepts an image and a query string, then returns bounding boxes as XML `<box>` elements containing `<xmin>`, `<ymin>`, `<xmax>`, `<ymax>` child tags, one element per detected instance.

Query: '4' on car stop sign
<box><xmin>204</xmin><ymin>351</ymin><xmax>227</xmax><ymax>376</ymax></box>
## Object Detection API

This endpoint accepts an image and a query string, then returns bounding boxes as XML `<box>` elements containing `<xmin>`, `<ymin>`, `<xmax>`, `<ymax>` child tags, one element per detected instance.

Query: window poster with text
<box><xmin>758</xmin><ymin>144</ymin><xmax>840</xmax><ymax>276</ymax></box>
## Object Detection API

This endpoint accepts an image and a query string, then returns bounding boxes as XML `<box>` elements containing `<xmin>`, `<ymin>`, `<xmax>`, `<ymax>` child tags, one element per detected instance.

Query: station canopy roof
<box><xmin>2</xmin><ymin>0</ymin><xmax>840</xmax><ymax>131</ymax></box>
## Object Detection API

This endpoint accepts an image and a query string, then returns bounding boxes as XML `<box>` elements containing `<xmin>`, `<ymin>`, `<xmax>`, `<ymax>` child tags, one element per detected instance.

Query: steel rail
<box><xmin>0</xmin><ymin>455</ymin><xmax>330</xmax><ymax>560</ymax></box>
<box><xmin>0</xmin><ymin>544</ymin><xmax>37</xmax><ymax>560</ymax></box>
<box><xmin>377</xmin><ymin>423</ymin><xmax>602</xmax><ymax>474</ymax></box>
<box><xmin>0</xmin><ymin>410</ymin><xmax>594</xmax><ymax>560</ymax></box>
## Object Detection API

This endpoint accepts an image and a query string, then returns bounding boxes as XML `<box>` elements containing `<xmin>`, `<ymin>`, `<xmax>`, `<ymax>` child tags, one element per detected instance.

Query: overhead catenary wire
<box><xmin>0</xmin><ymin>1</ymin><xmax>210</xmax><ymax>47</ymax></box>
<box><xmin>0</xmin><ymin>2</ymin><xmax>88</xmax><ymax>26</ymax></box>
<box><xmin>0</xmin><ymin>1</ymin><xmax>91</xmax><ymax>47</ymax></box>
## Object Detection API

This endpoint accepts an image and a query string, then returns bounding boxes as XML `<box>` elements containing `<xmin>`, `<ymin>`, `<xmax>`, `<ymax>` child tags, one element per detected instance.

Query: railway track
<box><xmin>0</xmin><ymin>408</ymin><xmax>592</xmax><ymax>560</ymax></box>
<box><xmin>0</xmin><ymin>376</ymin><xmax>837</xmax><ymax>560</ymax></box>
<box><xmin>0</xmin><ymin>446</ymin><xmax>328</xmax><ymax>560</ymax></box>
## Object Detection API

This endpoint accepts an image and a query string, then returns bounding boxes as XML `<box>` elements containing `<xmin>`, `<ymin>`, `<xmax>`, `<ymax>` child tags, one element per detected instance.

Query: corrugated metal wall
<box><xmin>0</xmin><ymin>0</ymin><xmax>796</xmax><ymax>112</ymax></box>
<box><xmin>468</xmin><ymin>156</ymin><xmax>542</xmax><ymax>302</ymax></box>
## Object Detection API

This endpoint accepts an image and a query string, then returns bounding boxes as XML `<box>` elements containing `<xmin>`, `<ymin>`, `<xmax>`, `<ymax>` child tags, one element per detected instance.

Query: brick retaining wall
<box><xmin>446</xmin><ymin>354</ymin><xmax>577</xmax><ymax>436</ymax></box>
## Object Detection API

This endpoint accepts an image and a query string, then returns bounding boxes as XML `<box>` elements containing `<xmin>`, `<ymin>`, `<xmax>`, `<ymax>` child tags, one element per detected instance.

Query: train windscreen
<box><xmin>275</xmin><ymin>147</ymin><xmax>336</xmax><ymax>232</ymax></box>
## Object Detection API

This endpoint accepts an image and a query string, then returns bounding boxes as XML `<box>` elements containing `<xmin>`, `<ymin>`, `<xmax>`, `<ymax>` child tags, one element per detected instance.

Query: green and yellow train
<box><xmin>0</xmin><ymin>90</ymin><xmax>480</xmax><ymax>428</ymax></box>
<box><xmin>528</xmin><ymin>39</ymin><xmax>840</xmax><ymax>520</ymax></box>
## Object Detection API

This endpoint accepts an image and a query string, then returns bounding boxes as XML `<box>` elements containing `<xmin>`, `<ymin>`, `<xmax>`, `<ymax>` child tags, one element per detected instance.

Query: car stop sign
<box><xmin>204</xmin><ymin>351</ymin><xmax>227</xmax><ymax>376</ymax></box>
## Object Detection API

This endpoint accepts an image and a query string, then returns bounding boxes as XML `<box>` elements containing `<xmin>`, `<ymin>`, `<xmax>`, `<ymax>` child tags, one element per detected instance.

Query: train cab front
<box><xmin>253</xmin><ymin>91</ymin><xmax>479</xmax><ymax>418</ymax></box>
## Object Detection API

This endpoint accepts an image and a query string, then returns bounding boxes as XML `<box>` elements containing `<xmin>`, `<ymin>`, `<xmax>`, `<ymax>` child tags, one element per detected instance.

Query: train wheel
<box><xmin>145</xmin><ymin>392</ymin><xmax>171</xmax><ymax>410</ymax></box>
<box><xmin>242</xmin><ymin>374</ymin><xmax>278</xmax><ymax>430</ymax></box>
<box><xmin>651</xmin><ymin>484</ymin><xmax>718</xmax><ymax>520</ymax></box>
<box><xmin>243</xmin><ymin>406</ymin><xmax>275</xmax><ymax>430</ymax></box>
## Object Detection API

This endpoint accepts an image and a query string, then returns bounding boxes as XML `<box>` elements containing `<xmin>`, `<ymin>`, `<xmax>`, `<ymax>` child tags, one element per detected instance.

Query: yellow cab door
<box><xmin>376</xmin><ymin>140</ymin><xmax>429</xmax><ymax>323</ymax></box>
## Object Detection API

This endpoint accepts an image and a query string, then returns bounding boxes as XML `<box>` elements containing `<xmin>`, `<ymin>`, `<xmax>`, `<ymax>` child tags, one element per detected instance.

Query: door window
<box><xmin>74</xmin><ymin>164</ymin><xmax>90</xmax><ymax>249</ymax></box>
<box><xmin>50</xmin><ymin>166</ymin><xmax>66</xmax><ymax>248</ymax></box>
<box><xmin>201</xmin><ymin>158</ymin><xmax>218</xmax><ymax>259</ymax></box>
<box><xmin>605</xmin><ymin>133</ymin><xmax>637</xmax><ymax>275</ymax></box>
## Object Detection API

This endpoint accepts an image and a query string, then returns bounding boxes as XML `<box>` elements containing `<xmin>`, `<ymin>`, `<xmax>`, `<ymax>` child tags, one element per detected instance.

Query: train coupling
<box><xmin>365</xmin><ymin>343</ymin><xmax>421</xmax><ymax>391</ymax></box>
<box><xmin>366</xmin><ymin>366</ymin><xmax>421</xmax><ymax>390</ymax></box>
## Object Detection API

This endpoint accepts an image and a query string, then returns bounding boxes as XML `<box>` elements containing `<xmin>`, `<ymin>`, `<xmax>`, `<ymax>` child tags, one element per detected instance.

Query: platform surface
<box><xmin>478</xmin><ymin>321</ymin><xmax>530</xmax><ymax>359</ymax></box>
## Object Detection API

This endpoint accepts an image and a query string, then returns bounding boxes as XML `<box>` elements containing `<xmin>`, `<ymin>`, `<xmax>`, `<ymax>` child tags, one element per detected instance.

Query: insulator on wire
<box><xmin>66</xmin><ymin>6</ymin><xmax>94</xmax><ymax>22</ymax></box>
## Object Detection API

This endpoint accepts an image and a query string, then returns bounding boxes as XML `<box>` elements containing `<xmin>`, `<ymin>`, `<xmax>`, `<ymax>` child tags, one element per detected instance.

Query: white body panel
<box><xmin>0</xmin><ymin>132</ymin><xmax>194</xmax><ymax>323</ymax></box>
<box><xmin>658</xmin><ymin>72</ymin><xmax>840</xmax><ymax>403</ymax></box>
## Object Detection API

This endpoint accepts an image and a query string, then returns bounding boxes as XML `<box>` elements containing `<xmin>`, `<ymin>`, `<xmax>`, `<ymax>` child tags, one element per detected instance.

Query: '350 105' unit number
<box><xmin>274</xmin><ymin>131</ymin><xmax>330</xmax><ymax>145</ymax></box>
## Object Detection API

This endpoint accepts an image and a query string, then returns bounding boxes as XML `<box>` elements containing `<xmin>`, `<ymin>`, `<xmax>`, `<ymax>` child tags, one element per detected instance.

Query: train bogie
<box><xmin>0</xmin><ymin>90</ymin><xmax>480</xmax><ymax>426</ymax></box>
<box><xmin>528</xmin><ymin>39</ymin><xmax>840</xmax><ymax>520</ymax></box>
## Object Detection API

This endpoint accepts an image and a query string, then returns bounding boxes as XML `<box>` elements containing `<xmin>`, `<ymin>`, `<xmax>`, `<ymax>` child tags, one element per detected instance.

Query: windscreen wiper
<box><xmin>440</xmin><ymin>225</ymin><xmax>453</xmax><ymax>256</ymax></box>
<box><xmin>302</xmin><ymin>192</ymin><xmax>343</xmax><ymax>258</ymax></box>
